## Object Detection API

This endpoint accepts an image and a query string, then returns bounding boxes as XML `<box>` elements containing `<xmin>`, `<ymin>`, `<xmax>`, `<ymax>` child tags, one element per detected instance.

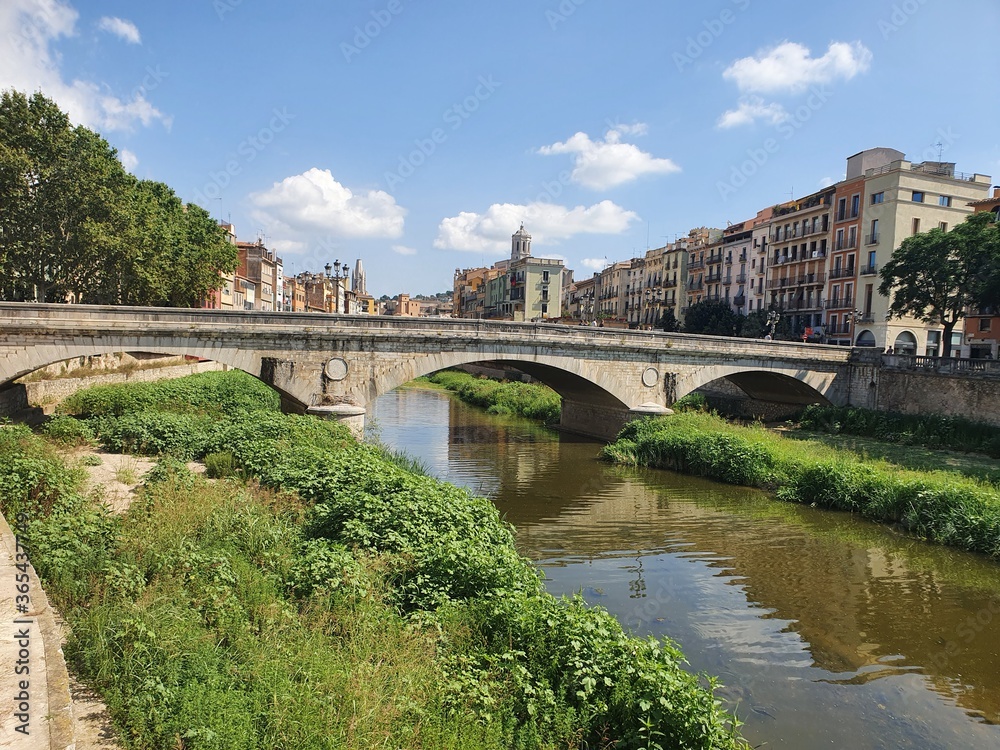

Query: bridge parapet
<box><xmin>0</xmin><ymin>303</ymin><xmax>857</xmax><ymax>440</ymax></box>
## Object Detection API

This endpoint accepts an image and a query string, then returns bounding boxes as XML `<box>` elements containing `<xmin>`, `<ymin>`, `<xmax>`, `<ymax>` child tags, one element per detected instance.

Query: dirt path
<box><xmin>56</xmin><ymin>449</ymin><xmax>204</xmax><ymax>749</ymax></box>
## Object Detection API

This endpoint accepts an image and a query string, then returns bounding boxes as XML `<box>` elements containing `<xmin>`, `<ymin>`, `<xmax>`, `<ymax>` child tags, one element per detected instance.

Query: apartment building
<box><xmin>824</xmin><ymin>173</ymin><xmax>866</xmax><ymax>345</ymax></box>
<box><xmin>597</xmin><ymin>261</ymin><xmax>632</xmax><ymax>323</ymax></box>
<box><xmin>682</xmin><ymin>227</ymin><xmax>722</xmax><ymax>320</ymax></box>
<box><xmin>851</xmin><ymin>149</ymin><xmax>990</xmax><ymax>354</ymax></box>
<box><xmin>766</xmin><ymin>186</ymin><xmax>834</xmax><ymax>339</ymax></box>
<box><xmin>719</xmin><ymin>222</ymin><xmax>753</xmax><ymax>315</ymax></box>
<box><xmin>237</xmin><ymin>240</ymin><xmax>281</xmax><ymax>312</ymax></box>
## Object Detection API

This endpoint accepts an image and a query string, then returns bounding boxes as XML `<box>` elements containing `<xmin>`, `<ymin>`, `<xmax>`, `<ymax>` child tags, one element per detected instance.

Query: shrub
<box><xmin>204</xmin><ymin>451</ymin><xmax>238</xmax><ymax>479</ymax></box>
<box><xmin>42</xmin><ymin>415</ymin><xmax>95</xmax><ymax>446</ymax></box>
<box><xmin>428</xmin><ymin>370</ymin><xmax>562</xmax><ymax>425</ymax></box>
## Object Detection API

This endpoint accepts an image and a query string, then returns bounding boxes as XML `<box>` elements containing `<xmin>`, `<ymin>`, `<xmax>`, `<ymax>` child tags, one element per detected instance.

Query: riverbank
<box><xmin>425</xmin><ymin>370</ymin><xmax>561</xmax><ymax>425</ymax></box>
<box><xmin>603</xmin><ymin>411</ymin><xmax>1000</xmax><ymax>558</ymax></box>
<box><xmin>1</xmin><ymin>371</ymin><xmax>746</xmax><ymax>750</ymax></box>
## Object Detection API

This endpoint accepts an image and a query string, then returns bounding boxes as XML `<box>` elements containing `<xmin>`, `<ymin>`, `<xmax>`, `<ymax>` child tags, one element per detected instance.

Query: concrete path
<box><xmin>0</xmin><ymin>511</ymin><xmax>74</xmax><ymax>749</ymax></box>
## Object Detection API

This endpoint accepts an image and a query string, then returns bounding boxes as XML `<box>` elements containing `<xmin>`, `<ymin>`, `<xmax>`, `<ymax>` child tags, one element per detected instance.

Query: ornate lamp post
<box><xmin>766</xmin><ymin>309</ymin><xmax>781</xmax><ymax>340</ymax></box>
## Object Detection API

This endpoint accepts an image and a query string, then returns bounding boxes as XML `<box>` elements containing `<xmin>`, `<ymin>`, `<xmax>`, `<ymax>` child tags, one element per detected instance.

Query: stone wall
<box><xmin>4</xmin><ymin>360</ymin><xmax>225</xmax><ymax>416</ymax></box>
<box><xmin>875</xmin><ymin>370</ymin><xmax>1000</xmax><ymax>427</ymax></box>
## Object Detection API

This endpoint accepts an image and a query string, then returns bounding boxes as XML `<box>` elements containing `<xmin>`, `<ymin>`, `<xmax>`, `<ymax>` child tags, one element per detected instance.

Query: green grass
<box><xmin>797</xmin><ymin>404</ymin><xmax>1000</xmax><ymax>458</ymax></box>
<box><xmin>0</xmin><ymin>372</ymin><xmax>747</xmax><ymax>750</ymax></box>
<box><xmin>427</xmin><ymin>370</ymin><xmax>561</xmax><ymax>425</ymax></box>
<box><xmin>603</xmin><ymin>411</ymin><xmax>1000</xmax><ymax>558</ymax></box>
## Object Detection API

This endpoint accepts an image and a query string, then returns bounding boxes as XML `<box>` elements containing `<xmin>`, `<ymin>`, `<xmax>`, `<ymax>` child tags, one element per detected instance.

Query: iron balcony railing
<box><xmin>829</xmin><ymin>266</ymin><xmax>856</xmax><ymax>280</ymax></box>
<box><xmin>825</xmin><ymin>297</ymin><xmax>855</xmax><ymax>309</ymax></box>
<box><xmin>859</xmin><ymin>264</ymin><xmax>878</xmax><ymax>276</ymax></box>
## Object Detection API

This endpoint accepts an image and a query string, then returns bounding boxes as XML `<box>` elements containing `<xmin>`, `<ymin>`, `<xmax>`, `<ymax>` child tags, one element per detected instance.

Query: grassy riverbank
<box><xmin>426</xmin><ymin>370</ymin><xmax>561</xmax><ymax>425</ymax></box>
<box><xmin>603</xmin><ymin>412</ymin><xmax>1000</xmax><ymax>558</ymax></box>
<box><xmin>2</xmin><ymin>371</ymin><xmax>745</xmax><ymax>750</ymax></box>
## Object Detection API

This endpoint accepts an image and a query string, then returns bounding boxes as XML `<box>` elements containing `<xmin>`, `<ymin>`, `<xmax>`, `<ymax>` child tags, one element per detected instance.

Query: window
<box><xmin>836</xmin><ymin>228</ymin><xmax>844</xmax><ymax>250</ymax></box>
<box><xmin>912</xmin><ymin>191</ymin><xmax>924</xmax><ymax>203</ymax></box>
<box><xmin>850</xmin><ymin>194</ymin><xmax>860</xmax><ymax>217</ymax></box>
<box><xmin>541</xmin><ymin>304</ymin><xmax>548</xmax><ymax>315</ymax></box>
<box><xmin>912</xmin><ymin>218</ymin><xmax>921</xmax><ymax>235</ymax></box>
<box><xmin>981</xmin><ymin>317</ymin><xmax>992</xmax><ymax>332</ymax></box>
<box><xmin>837</xmin><ymin>198</ymin><xmax>847</xmax><ymax>221</ymax></box>
<box><xmin>868</xmin><ymin>219</ymin><xmax>879</xmax><ymax>244</ymax></box>
<box><xmin>864</xmin><ymin>284</ymin><xmax>873</xmax><ymax>314</ymax></box>
<box><xmin>939</xmin><ymin>222</ymin><xmax>948</xmax><ymax>231</ymax></box>
<box><xmin>871</xmin><ymin>191</ymin><xmax>884</xmax><ymax>204</ymax></box>
<box><xmin>938</xmin><ymin>195</ymin><xmax>952</xmax><ymax>207</ymax></box>
<box><xmin>848</xmin><ymin>226</ymin><xmax>857</xmax><ymax>248</ymax></box>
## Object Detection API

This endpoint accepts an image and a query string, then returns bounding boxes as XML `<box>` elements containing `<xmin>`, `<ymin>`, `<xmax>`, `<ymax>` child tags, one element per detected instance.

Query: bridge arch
<box><xmin>0</xmin><ymin>344</ymin><xmax>309</xmax><ymax>414</ymax></box>
<box><xmin>674</xmin><ymin>365</ymin><xmax>838</xmax><ymax>407</ymax></box>
<box><xmin>365</xmin><ymin>350</ymin><xmax>632</xmax><ymax>412</ymax></box>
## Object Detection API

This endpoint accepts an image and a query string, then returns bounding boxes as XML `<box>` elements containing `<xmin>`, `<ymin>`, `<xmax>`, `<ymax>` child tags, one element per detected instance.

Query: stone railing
<box><xmin>881</xmin><ymin>354</ymin><xmax>1000</xmax><ymax>376</ymax></box>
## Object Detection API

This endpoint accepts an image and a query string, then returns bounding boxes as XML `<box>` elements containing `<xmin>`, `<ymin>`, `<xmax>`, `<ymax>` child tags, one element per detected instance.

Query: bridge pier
<box><xmin>306</xmin><ymin>404</ymin><xmax>367</xmax><ymax>439</ymax></box>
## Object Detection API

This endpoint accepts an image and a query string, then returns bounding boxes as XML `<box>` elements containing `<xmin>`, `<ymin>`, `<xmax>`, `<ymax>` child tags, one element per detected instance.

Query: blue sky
<box><xmin>3</xmin><ymin>0</ymin><xmax>999</xmax><ymax>297</ymax></box>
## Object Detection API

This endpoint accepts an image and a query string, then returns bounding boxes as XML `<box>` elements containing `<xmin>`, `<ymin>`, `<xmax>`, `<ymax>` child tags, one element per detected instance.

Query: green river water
<box><xmin>371</xmin><ymin>385</ymin><xmax>1000</xmax><ymax>749</ymax></box>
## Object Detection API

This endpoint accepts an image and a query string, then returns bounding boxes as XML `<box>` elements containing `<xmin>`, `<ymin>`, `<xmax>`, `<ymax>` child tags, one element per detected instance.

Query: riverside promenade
<box><xmin>0</xmin><ymin>508</ymin><xmax>74</xmax><ymax>749</ymax></box>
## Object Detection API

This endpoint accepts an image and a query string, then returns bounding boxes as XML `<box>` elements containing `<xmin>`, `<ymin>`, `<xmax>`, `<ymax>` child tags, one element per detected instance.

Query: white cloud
<box><xmin>392</xmin><ymin>244</ymin><xmax>417</xmax><ymax>256</ymax></box>
<box><xmin>817</xmin><ymin>176</ymin><xmax>834</xmax><ymax>188</ymax></box>
<box><xmin>0</xmin><ymin>0</ymin><xmax>169</xmax><ymax>131</ymax></box>
<box><xmin>537</xmin><ymin>125</ymin><xmax>680</xmax><ymax>190</ymax></box>
<box><xmin>717</xmin><ymin>96</ymin><xmax>789</xmax><ymax>129</ymax></box>
<box><xmin>722</xmin><ymin>41</ymin><xmax>872</xmax><ymax>95</ymax></box>
<box><xmin>97</xmin><ymin>16</ymin><xmax>140</xmax><ymax>44</ymax></box>
<box><xmin>118</xmin><ymin>148</ymin><xmax>138</xmax><ymax>171</ymax></box>
<box><xmin>250</xmin><ymin>168</ymin><xmax>406</xmax><ymax>254</ymax></box>
<box><xmin>434</xmin><ymin>200</ymin><xmax>638</xmax><ymax>253</ymax></box>
<box><xmin>580</xmin><ymin>258</ymin><xmax>609</xmax><ymax>271</ymax></box>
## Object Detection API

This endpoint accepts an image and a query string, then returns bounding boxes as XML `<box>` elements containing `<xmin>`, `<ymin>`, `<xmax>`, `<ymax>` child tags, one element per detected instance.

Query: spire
<box><xmin>353</xmin><ymin>258</ymin><xmax>367</xmax><ymax>295</ymax></box>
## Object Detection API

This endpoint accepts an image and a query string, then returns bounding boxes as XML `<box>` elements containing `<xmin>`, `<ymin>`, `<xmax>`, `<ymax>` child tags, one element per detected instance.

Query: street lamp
<box><xmin>766</xmin><ymin>309</ymin><xmax>781</xmax><ymax>339</ymax></box>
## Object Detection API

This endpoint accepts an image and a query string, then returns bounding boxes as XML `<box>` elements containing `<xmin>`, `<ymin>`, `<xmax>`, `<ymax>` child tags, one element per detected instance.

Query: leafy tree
<box><xmin>879</xmin><ymin>213</ymin><xmax>1000</xmax><ymax>357</ymax></box>
<box><xmin>659</xmin><ymin>308</ymin><xmax>681</xmax><ymax>332</ymax></box>
<box><xmin>0</xmin><ymin>89</ymin><xmax>235</xmax><ymax>307</ymax></box>
<box><xmin>734</xmin><ymin>308</ymin><xmax>795</xmax><ymax>340</ymax></box>
<box><xmin>682</xmin><ymin>299</ymin><xmax>741</xmax><ymax>336</ymax></box>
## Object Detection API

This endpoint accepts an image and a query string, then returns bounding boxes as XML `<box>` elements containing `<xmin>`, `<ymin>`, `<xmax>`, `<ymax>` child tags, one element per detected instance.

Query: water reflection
<box><xmin>372</xmin><ymin>386</ymin><xmax>1000</xmax><ymax>749</ymax></box>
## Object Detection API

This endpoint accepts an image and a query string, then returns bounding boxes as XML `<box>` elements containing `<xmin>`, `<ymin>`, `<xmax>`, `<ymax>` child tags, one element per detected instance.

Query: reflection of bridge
<box><xmin>1</xmin><ymin>303</ymin><xmax>869</xmax><ymax>438</ymax></box>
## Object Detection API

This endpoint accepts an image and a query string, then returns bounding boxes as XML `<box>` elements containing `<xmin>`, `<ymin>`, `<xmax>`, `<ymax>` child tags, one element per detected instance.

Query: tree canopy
<box><xmin>879</xmin><ymin>212</ymin><xmax>1000</xmax><ymax>357</ymax></box>
<box><xmin>0</xmin><ymin>89</ymin><xmax>236</xmax><ymax>306</ymax></box>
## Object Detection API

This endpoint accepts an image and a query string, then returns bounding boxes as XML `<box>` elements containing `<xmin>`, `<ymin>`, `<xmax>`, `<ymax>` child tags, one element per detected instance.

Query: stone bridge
<box><xmin>0</xmin><ymin>303</ymin><xmax>866</xmax><ymax>439</ymax></box>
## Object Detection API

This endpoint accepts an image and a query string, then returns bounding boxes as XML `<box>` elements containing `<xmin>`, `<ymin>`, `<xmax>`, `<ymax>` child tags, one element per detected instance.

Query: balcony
<box><xmin>733</xmin><ymin>295</ymin><xmax>746</xmax><ymax>307</ymax></box>
<box><xmin>826</xmin><ymin>321</ymin><xmax>852</xmax><ymax>335</ymax></box>
<box><xmin>835</xmin><ymin>238</ymin><xmax>859</xmax><ymax>251</ymax></box>
<box><xmin>784</xmin><ymin>298</ymin><xmax>823</xmax><ymax>311</ymax></box>
<box><xmin>829</xmin><ymin>266</ymin><xmax>856</xmax><ymax>280</ymax></box>
<box><xmin>860</xmin><ymin>264</ymin><xmax>878</xmax><ymax>276</ymax></box>
<box><xmin>825</xmin><ymin>297</ymin><xmax>854</xmax><ymax>310</ymax></box>
<box><xmin>688</xmin><ymin>280</ymin><xmax>704</xmax><ymax>291</ymax></box>
<box><xmin>707</xmin><ymin>252</ymin><xmax>724</xmax><ymax>265</ymax></box>
<box><xmin>866</xmin><ymin>232</ymin><xmax>880</xmax><ymax>245</ymax></box>
<box><xmin>688</xmin><ymin>259</ymin><xmax>704</xmax><ymax>270</ymax></box>
<box><xmin>706</xmin><ymin>271</ymin><xmax>723</xmax><ymax>283</ymax></box>
<box><xmin>735</xmin><ymin>273</ymin><xmax>747</xmax><ymax>283</ymax></box>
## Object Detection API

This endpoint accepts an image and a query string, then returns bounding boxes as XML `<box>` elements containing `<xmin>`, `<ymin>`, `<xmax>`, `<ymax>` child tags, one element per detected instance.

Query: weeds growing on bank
<box><xmin>604</xmin><ymin>412</ymin><xmax>1000</xmax><ymax>558</ymax></box>
<box><xmin>0</xmin><ymin>371</ymin><xmax>746</xmax><ymax>750</ymax></box>
<box><xmin>798</xmin><ymin>404</ymin><xmax>1000</xmax><ymax>458</ymax></box>
<box><xmin>427</xmin><ymin>370</ymin><xmax>561</xmax><ymax>425</ymax></box>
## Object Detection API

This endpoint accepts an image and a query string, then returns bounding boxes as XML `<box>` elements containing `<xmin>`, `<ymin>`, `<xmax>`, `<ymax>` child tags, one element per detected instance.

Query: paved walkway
<box><xmin>0</xmin><ymin>510</ymin><xmax>74</xmax><ymax>749</ymax></box>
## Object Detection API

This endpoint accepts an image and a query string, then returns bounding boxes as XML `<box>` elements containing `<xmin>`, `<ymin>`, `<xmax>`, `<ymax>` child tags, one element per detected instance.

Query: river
<box><xmin>370</xmin><ymin>384</ymin><xmax>1000</xmax><ymax>749</ymax></box>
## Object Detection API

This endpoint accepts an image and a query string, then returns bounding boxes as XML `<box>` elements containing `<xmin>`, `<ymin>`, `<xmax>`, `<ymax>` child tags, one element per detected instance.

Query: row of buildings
<box><xmin>552</xmin><ymin>147</ymin><xmax>996</xmax><ymax>358</ymax></box>
<box><xmin>203</xmin><ymin>225</ymin><xmax>456</xmax><ymax>318</ymax></box>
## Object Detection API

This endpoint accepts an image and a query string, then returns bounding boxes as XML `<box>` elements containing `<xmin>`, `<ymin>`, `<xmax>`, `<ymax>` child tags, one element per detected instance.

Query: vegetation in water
<box><xmin>0</xmin><ymin>371</ymin><xmax>746</xmax><ymax>749</ymax></box>
<box><xmin>427</xmin><ymin>369</ymin><xmax>562</xmax><ymax>425</ymax></box>
<box><xmin>603</xmin><ymin>411</ymin><xmax>1000</xmax><ymax>558</ymax></box>
<box><xmin>798</xmin><ymin>403</ymin><xmax>1000</xmax><ymax>458</ymax></box>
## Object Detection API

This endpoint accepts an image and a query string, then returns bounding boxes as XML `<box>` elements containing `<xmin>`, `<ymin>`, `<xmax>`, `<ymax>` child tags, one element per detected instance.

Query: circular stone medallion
<box><xmin>641</xmin><ymin>367</ymin><xmax>659</xmax><ymax>388</ymax></box>
<box><xmin>325</xmin><ymin>357</ymin><xmax>349</xmax><ymax>381</ymax></box>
